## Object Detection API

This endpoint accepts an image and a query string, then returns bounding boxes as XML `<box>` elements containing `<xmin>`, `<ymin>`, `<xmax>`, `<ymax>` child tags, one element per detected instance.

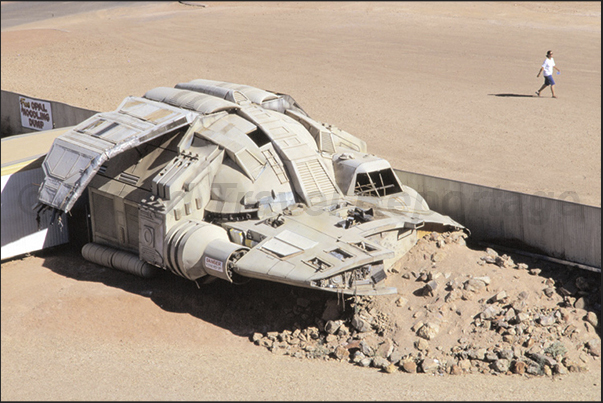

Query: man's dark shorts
<box><xmin>544</xmin><ymin>75</ymin><xmax>555</xmax><ymax>86</ymax></box>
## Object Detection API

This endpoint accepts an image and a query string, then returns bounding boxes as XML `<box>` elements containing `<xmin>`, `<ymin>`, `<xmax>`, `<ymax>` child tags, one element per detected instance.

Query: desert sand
<box><xmin>1</xmin><ymin>1</ymin><xmax>601</xmax><ymax>401</ymax></box>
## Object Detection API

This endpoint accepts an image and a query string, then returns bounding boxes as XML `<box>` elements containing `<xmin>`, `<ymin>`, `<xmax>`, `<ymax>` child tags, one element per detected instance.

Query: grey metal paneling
<box><xmin>1</xmin><ymin>167</ymin><xmax>69</xmax><ymax>259</ymax></box>
<box><xmin>395</xmin><ymin>169</ymin><xmax>601</xmax><ymax>268</ymax></box>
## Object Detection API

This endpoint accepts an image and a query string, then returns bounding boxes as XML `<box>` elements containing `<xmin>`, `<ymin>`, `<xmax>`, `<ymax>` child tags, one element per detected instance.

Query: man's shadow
<box><xmin>488</xmin><ymin>93</ymin><xmax>538</xmax><ymax>98</ymax></box>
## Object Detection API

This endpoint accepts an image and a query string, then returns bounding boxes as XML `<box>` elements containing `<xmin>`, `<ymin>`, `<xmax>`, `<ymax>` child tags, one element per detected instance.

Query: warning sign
<box><xmin>19</xmin><ymin>96</ymin><xmax>53</xmax><ymax>131</ymax></box>
<box><xmin>204</xmin><ymin>256</ymin><xmax>223</xmax><ymax>273</ymax></box>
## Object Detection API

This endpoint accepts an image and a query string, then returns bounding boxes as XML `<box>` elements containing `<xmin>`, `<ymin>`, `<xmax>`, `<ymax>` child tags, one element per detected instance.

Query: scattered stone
<box><xmin>351</xmin><ymin>315</ymin><xmax>372</xmax><ymax>333</ymax></box>
<box><xmin>449</xmin><ymin>364</ymin><xmax>462</xmax><ymax>375</ymax></box>
<box><xmin>420</xmin><ymin>358</ymin><xmax>440</xmax><ymax>374</ymax></box>
<box><xmin>543</xmin><ymin>287</ymin><xmax>555</xmax><ymax>298</ymax></box>
<box><xmin>491</xmin><ymin>359</ymin><xmax>510</xmax><ymax>373</ymax></box>
<box><xmin>458</xmin><ymin>359</ymin><xmax>472</xmax><ymax>371</ymax></box>
<box><xmin>372</xmin><ymin>356</ymin><xmax>390</xmax><ymax>369</ymax></box>
<box><xmin>395</xmin><ymin>296</ymin><xmax>408</xmax><ymax>308</ymax></box>
<box><xmin>375</xmin><ymin>339</ymin><xmax>394</xmax><ymax>359</ymax></box>
<box><xmin>417</xmin><ymin>322</ymin><xmax>440</xmax><ymax>340</ymax></box>
<box><xmin>529</xmin><ymin>268</ymin><xmax>541</xmax><ymax>275</ymax></box>
<box><xmin>384</xmin><ymin>363</ymin><xmax>397</xmax><ymax>374</ymax></box>
<box><xmin>401</xmin><ymin>360</ymin><xmax>417</xmax><ymax>373</ymax></box>
<box><xmin>584</xmin><ymin>311</ymin><xmax>598</xmax><ymax>328</ymax></box>
<box><xmin>251</xmin><ymin>332</ymin><xmax>263</xmax><ymax>343</ymax></box>
<box><xmin>554</xmin><ymin>363</ymin><xmax>568</xmax><ymax>375</ymax></box>
<box><xmin>512</xmin><ymin>360</ymin><xmax>527</xmax><ymax>375</ymax></box>
<box><xmin>359</xmin><ymin>357</ymin><xmax>372</xmax><ymax>367</ymax></box>
<box><xmin>464</xmin><ymin>278</ymin><xmax>487</xmax><ymax>293</ymax></box>
<box><xmin>415</xmin><ymin>338</ymin><xmax>429</xmax><ymax>351</ymax></box>
<box><xmin>324</xmin><ymin>320</ymin><xmax>341</xmax><ymax>334</ymax></box>
<box><xmin>586</xmin><ymin>339</ymin><xmax>601</xmax><ymax>357</ymax></box>
<box><xmin>321</xmin><ymin>299</ymin><xmax>342</xmax><ymax>321</ymax></box>
<box><xmin>574</xmin><ymin>297</ymin><xmax>588</xmax><ymax>309</ymax></box>
<box><xmin>334</xmin><ymin>345</ymin><xmax>350</xmax><ymax>361</ymax></box>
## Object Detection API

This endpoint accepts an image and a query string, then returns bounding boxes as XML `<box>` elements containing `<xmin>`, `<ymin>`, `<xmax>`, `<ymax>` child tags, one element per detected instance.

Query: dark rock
<box><xmin>512</xmin><ymin>360</ymin><xmax>527</xmax><ymax>375</ymax></box>
<box><xmin>401</xmin><ymin>360</ymin><xmax>417</xmax><ymax>373</ymax></box>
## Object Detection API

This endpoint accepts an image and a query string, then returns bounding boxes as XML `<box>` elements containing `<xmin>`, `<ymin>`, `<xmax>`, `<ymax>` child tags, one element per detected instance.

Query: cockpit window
<box><xmin>354</xmin><ymin>168</ymin><xmax>402</xmax><ymax>197</ymax></box>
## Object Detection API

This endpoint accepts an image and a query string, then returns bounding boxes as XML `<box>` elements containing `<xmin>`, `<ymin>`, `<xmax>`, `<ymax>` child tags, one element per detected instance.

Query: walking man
<box><xmin>536</xmin><ymin>50</ymin><xmax>561</xmax><ymax>98</ymax></box>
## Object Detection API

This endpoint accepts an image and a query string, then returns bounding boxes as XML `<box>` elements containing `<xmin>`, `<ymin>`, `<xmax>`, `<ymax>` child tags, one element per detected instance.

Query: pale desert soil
<box><xmin>1</xmin><ymin>1</ymin><xmax>601</xmax><ymax>401</ymax></box>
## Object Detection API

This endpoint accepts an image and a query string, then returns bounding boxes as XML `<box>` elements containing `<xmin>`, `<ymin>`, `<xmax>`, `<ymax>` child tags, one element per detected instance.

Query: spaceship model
<box><xmin>36</xmin><ymin>79</ymin><xmax>463</xmax><ymax>295</ymax></box>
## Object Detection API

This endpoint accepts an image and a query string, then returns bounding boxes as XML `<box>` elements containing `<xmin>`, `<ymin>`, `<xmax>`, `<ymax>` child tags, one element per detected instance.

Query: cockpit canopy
<box><xmin>332</xmin><ymin>152</ymin><xmax>403</xmax><ymax>197</ymax></box>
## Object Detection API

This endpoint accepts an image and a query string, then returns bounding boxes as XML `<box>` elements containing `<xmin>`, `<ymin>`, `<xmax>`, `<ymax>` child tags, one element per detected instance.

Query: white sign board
<box><xmin>19</xmin><ymin>96</ymin><xmax>53</xmax><ymax>131</ymax></box>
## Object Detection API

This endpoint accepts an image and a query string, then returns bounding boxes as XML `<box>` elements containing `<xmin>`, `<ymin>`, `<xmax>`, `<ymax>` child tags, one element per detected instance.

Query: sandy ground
<box><xmin>1</xmin><ymin>1</ymin><xmax>601</xmax><ymax>401</ymax></box>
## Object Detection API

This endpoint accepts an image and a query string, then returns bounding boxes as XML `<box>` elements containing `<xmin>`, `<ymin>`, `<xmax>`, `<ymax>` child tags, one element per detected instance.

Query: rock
<box><xmin>420</xmin><ymin>358</ymin><xmax>440</xmax><ymax>374</ymax></box>
<box><xmin>334</xmin><ymin>345</ymin><xmax>350</xmax><ymax>361</ymax></box>
<box><xmin>458</xmin><ymin>359</ymin><xmax>472</xmax><ymax>371</ymax></box>
<box><xmin>512</xmin><ymin>360</ymin><xmax>527</xmax><ymax>375</ymax></box>
<box><xmin>251</xmin><ymin>332</ymin><xmax>263</xmax><ymax>343</ymax></box>
<box><xmin>504</xmin><ymin>307</ymin><xmax>516</xmax><ymax>322</ymax></box>
<box><xmin>401</xmin><ymin>360</ymin><xmax>417</xmax><ymax>373</ymax></box>
<box><xmin>529</xmin><ymin>268</ymin><xmax>541</xmax><ymax>275</ymax></box>
<box><xmin>411</xmin><ymin>321</ymin><xmax>424</xmax><ymax>332</ymax></box>
<box><xmin>543</xmin><ymin>365</ymin><xmax>553</xmax><ymax>377</ymax></box>
<box><xmin>384</xmin><ymin>363</ymin><xmax>397</xmax><ymax>374</ymax></box>
<box><xmin>526</xmin><ymin>363</ymin><xmax>542</xmax><ymax>376</ymax></box>
<box><xmin>417</xmin><ymin>322</ymin><xmax>440</xmax><ymax>340</ymax></box>
<box><xmin>337</xmin><ymin>324</ymin><xmax>350</xmax><ymax>336</ymax></box>
<box><xmin>321</xmin><ymin>300</ymin><xmax>342</xmax><ymax>321</ymax></box>
<box><xmin>395</xmin><ymin>296</ymin><xmax>408</xmax><ymax>308</ymax></box>
<box><xmin>543</xmin><ymin>287</ymin><xmax>555</xmax><ymax>298</ymax></box>
<box><xmin>351</xmin><ymin>315</ymin><xmax>372</xmax><ymax>333</ymax></box>
<box><xmin>389</xmin><ymin>349</ymin><xmax>403</xmax><ymax>365</ymax></box>
<box><xmin>468</xmin><ymin>348</ymin><xmax>487</xmax><ymax>361</ymax></box>
<box><xmin>586</xmin><ymin>339</ymin><xmax>601</xmax><ymax>357</ymax></box>
<box><xmin>491</xmin><ymin>359</ymin><xmax>510</xmax><ymax>373</ymax></box>
<box><xmin>538</xmin><ymin>314</ymin><xmax>556</xmax><ymax>326</ymax></box>
<box><xmin>372</xmin><ymin>356</ymin><xmax>390</xmax><ymax>369</ymax></box>
<box><xmin>464</xmin><ymin>278</ymin><xmax>487</xmax><ymax>293</ymax></box>
<box><xmin>516</xmin><ymin>263</ymin><xmax>528</xmax><ymax>270</ymax></box>
<box><xmin>485</xmin><ymin>351</ymin><xmax>498</xmax><ymax>362</ymax></box>
<box><xmin>324</xmin><ymin>320</ymin><xmax>342</xmax><ymax>334</ymax></box>
<box><xmin>359</xmin><ymin>357</ymin><xmax>373</xmax><ymax>367</ymax></box>
<box><xmin>491</xmin><ymin>291</ymin><xmax>507</xmax><ymax>303</ymax></box>
<box><xmin>528</xmin><ymin>352</ymin><xmax>557</xmax><ymax>367</ymax></box>
<box><xmin>497</xmin><ymin>349</ymin><xmax>514</xmax><ymax>360</ymax></box>
<box><xmin>359</xmin><ymin>340</ymin><xmax>374</xmax><ymax>357</ymax></box>
<box><xmin>584</xmin><ymin>311</ymin><xmax>598</xmax><ymax>328</ymax></box>
<box><xmin>352</xmin><ymin>351</ymin><xmax>365</xmax><ymax>363</ymax></box>
<box><xmin>512</xmin><ymin>299</ymin><xmax>528</xmax><ymax>313</ymax></box>
<box><xmin>481</xmin><ymin>305</ymin><xmax>502</xmax><ymax>320</ymax></box>
<box><xmin>375</xmin><ymin>339</ymin><xmax>394</xmax><ymax>359</ymax></box>
<box><xmin>486</xmin><ymin>248</ymin><xmax>498</xmax><ymax>256</ymax></box>
<box><xmin>450</xmin><ymin>364</ymin><xmax>462</xmax><ymax>375</ymax></box>
<box><xmin>445</xmin><ymin>289</ymin><xmax>463</xmax><ymax>303</ymax></box>
<box><xmin>474</xmin><ymin>276</ymin><xmax>491</xmax><ymax>285</ymax></box>
<box><xmin>516</xmin><ymin>312</ymin><xmax>531</xmax><ymax>323</ymax></box>
<box><xmin>554</xmin><ymin>363</ymin><xmax>568</xmax><ymax>375</ymax></box>
<box><xmin>415</xmin><ymin>338</ymin><xmax>429</xmax><ymax>351</ymax></box>
<box><xmin>574</xmin><ymin>297</ymin><xmax>588</xmax><ymax>309</ymax></box>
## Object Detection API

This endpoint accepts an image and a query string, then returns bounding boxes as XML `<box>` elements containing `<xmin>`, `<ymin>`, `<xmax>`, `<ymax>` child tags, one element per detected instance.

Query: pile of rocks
<box><xmin>250</xmin><ymin>231</ymin><xmax>601</xmax><ymax>377</ymax></box>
